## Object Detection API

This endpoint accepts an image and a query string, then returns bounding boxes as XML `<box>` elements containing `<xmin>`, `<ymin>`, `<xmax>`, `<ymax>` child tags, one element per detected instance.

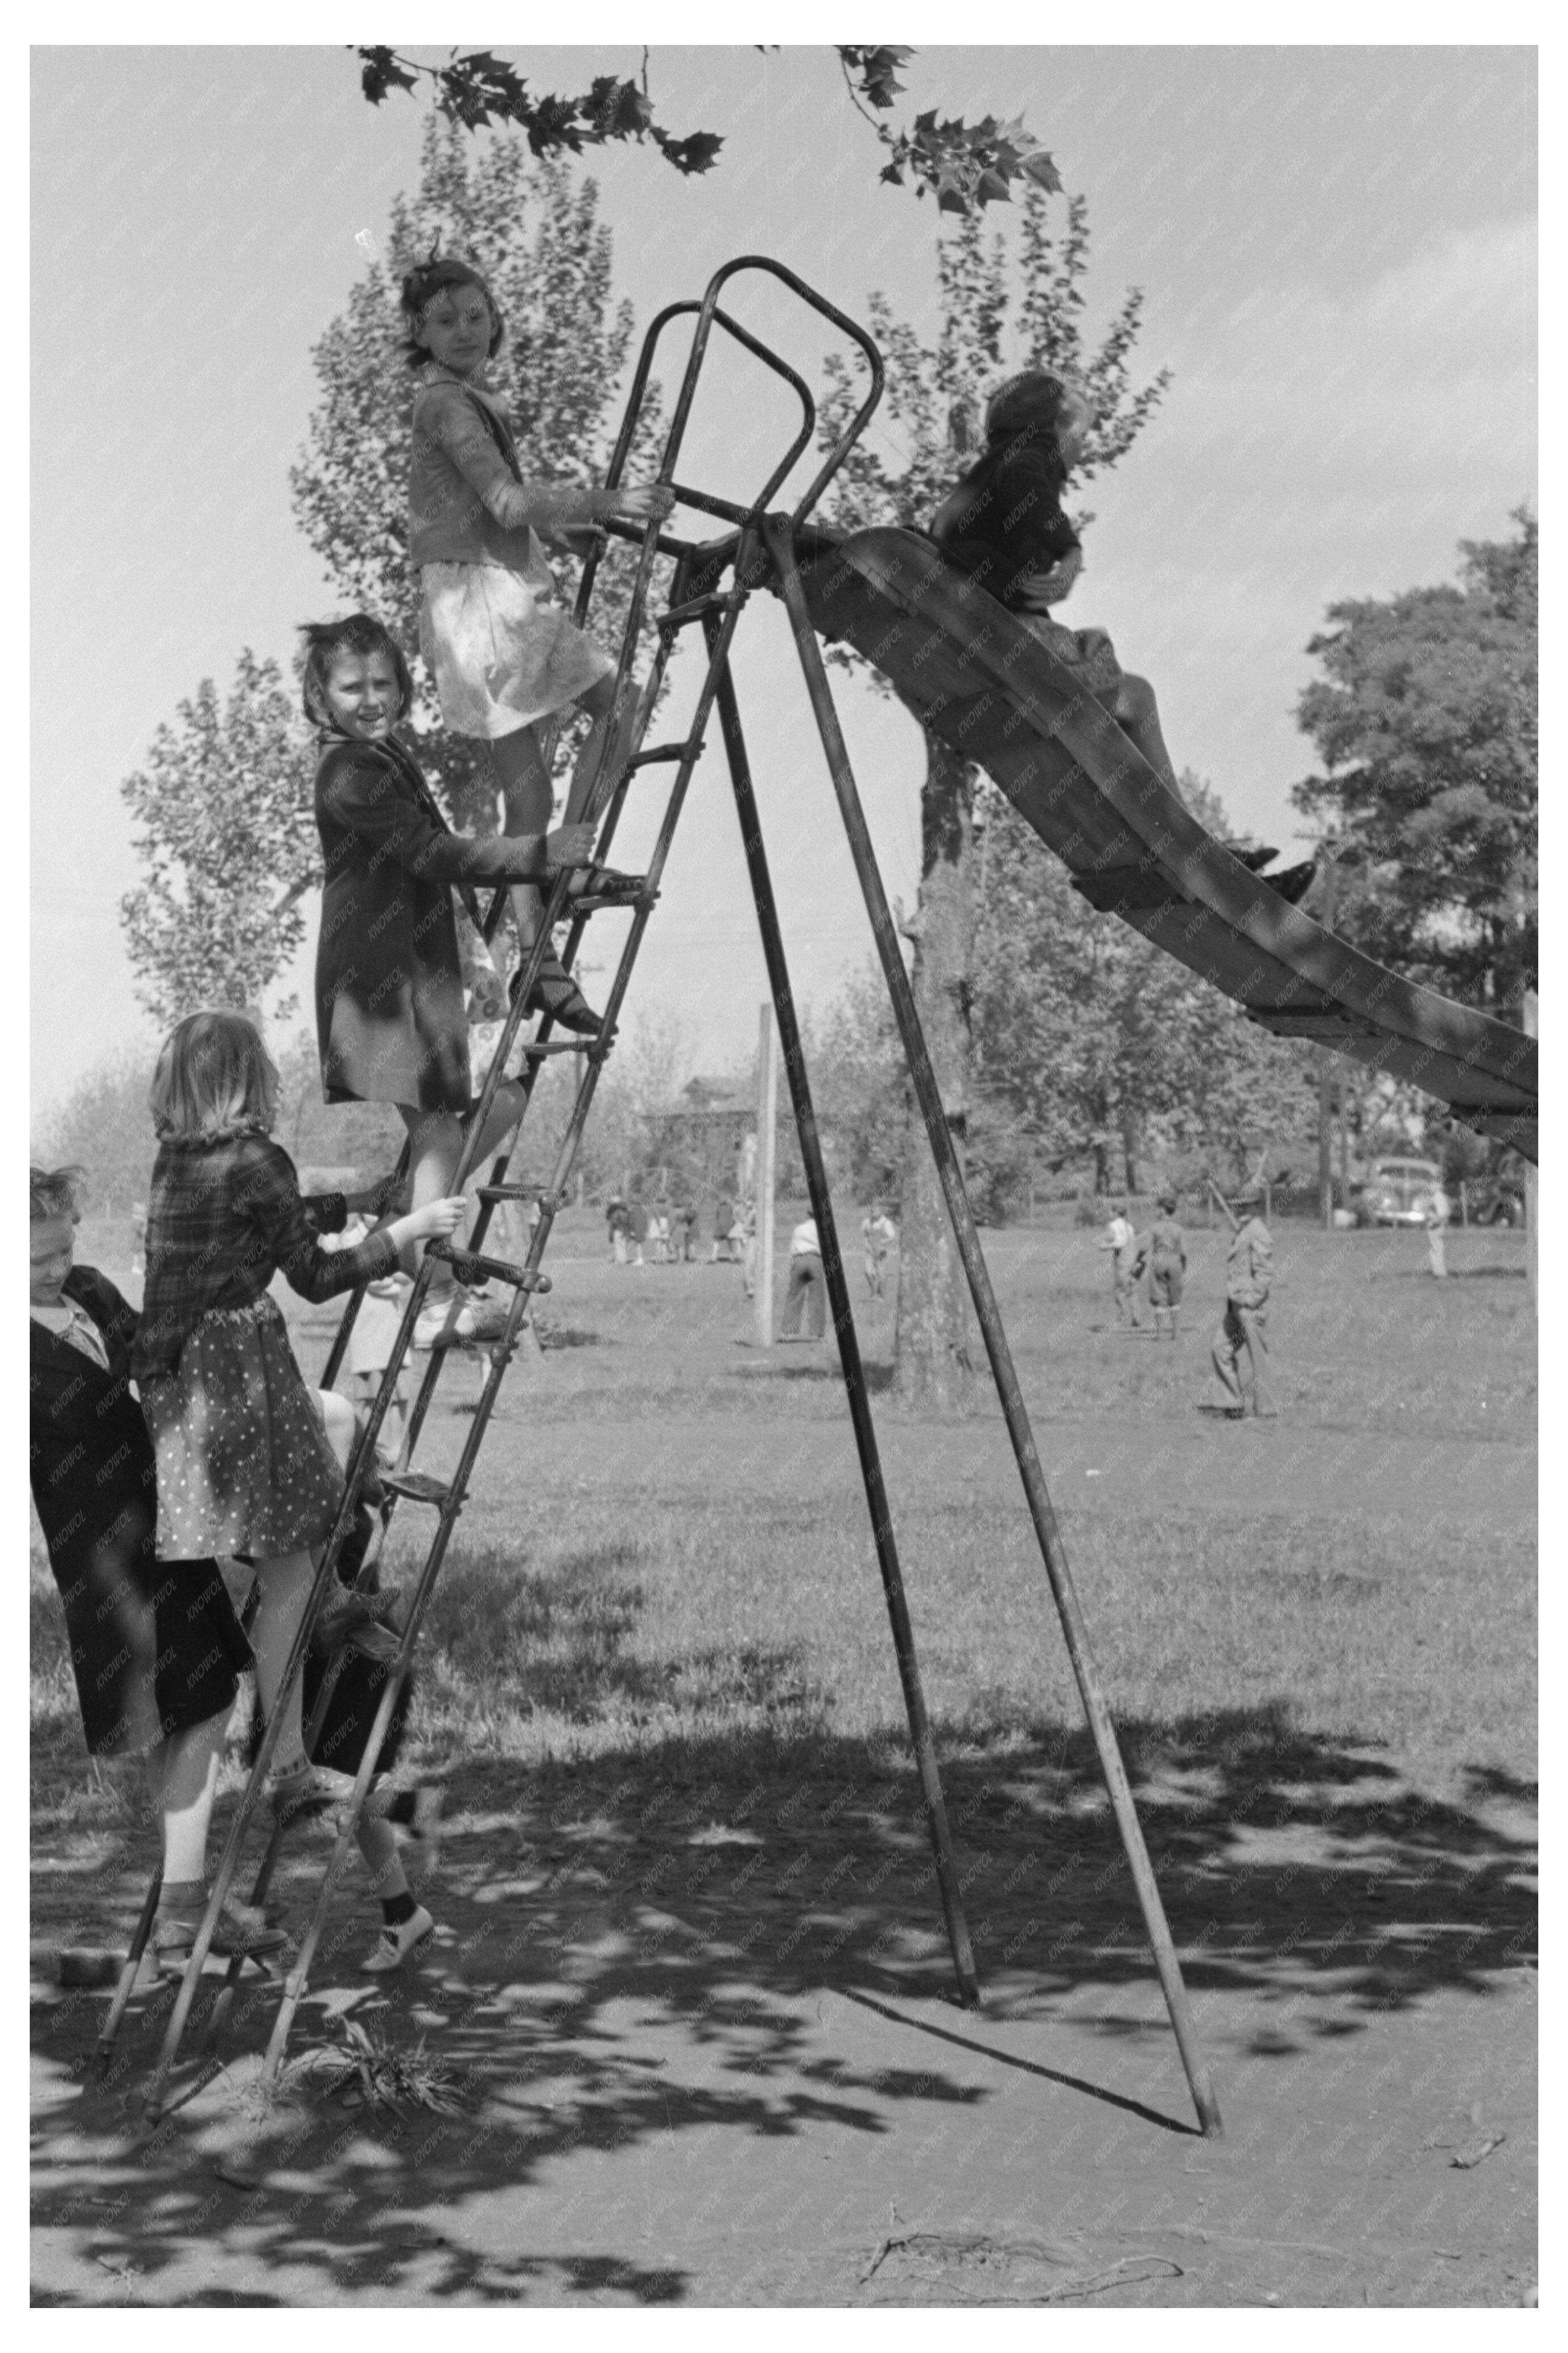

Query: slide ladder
<box><xmin>103</xmin><ymin>258</ymin><xmax>1227</xmax><ymax>2140</ymax></box>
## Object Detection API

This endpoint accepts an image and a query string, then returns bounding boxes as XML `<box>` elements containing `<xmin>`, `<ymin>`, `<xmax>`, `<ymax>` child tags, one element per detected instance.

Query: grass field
<box><xmin>33</xmin><ymin>1209</ymin><xmax>1536</xmax><ymax>1792</ymax></box>
<box><xmin>30</xmin><ymin>1207</ymin><xmax>1537</xmax><ymax>2307</ymax></box>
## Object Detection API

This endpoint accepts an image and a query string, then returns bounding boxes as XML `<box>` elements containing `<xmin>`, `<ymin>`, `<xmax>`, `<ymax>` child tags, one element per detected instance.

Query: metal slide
<box><xmin>782</xmin><ymin>526</ymin><xmax>1537</xmax><ymax>1165</ymax></box>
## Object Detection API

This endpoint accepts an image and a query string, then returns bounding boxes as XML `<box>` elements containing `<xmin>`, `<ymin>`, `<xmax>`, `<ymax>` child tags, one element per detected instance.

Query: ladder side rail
<box><xmin>704</xmin><ymin>613</ymin><xmax>979</xmax><ymax>2006</ymax></box>
<box><xmin>764</xmin><ymin>516</ymin><xmax>1223</xmax><ymax>2140</ymax></box>
<box><xmin>575</xmin><ymin>298</ymin><xmax>813</xmax><ymax>624</ymax></box>
<box><xmin>392</xmin><ymin>582</ymin><xmax>690</xmax><ymax>1473</ymax></box>
<box><xmin>682</xmin><ymin>257</ymin><xmax>885</xmax><ymax>523</ymax></box>
<box><xmin>481</xmin><ymin>559</ymin><xmax>757</xmax><ymax>1326</ymax></box>
<box><xmin>260</xmin><ymin>574</ymin><xmax>759</xmax><ymax>2082</ymax></box>
<box><xmin>94</xmin><ymin>1864</ymin><xmax>163</xmax><ymax>2072</ymax></box>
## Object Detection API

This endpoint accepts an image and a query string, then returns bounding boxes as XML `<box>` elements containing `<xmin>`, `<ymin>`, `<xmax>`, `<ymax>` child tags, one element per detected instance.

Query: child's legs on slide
<box><xmin>1108</xmin><ymin>673</ymin><xmax>1181</xmax><ymax>797</ymax></box>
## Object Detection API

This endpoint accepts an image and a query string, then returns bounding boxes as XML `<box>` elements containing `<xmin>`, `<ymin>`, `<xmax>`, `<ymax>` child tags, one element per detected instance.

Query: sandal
<box><xmin>509</xmin><ymin>951</ymin><xmax>603</xmax><ymax>1037</ymax></box>
<box><xmin>154</xmin><ymin>1893</ymin><xmax>287</xmax><ymax>1977</ymax></box>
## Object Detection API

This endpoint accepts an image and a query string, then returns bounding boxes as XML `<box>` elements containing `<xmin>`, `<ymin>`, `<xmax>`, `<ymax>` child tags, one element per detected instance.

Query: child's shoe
<box><xmin>510</xmin><ymin>951</ymin><xmax>603</xmax><ymax>1037</ymax></box>
<box><xmin>359</xmin><ymin>1904</ymin><xmax>435</xmax><ymax>1975</ymax></box>
<box><xmin>154</xmin><ymin>1893</ymin><xmax>287</xmax><ymax>1978</ymax></box>
<box><xmin>266</xmin><ymin>1759</ymin><xmax>359</xmax><ymax>1820</ymax></box>
<box><xmin>413</xmin><ymin>1288</ymin><xmax>512</xmax><ymax>1350</ymax></box>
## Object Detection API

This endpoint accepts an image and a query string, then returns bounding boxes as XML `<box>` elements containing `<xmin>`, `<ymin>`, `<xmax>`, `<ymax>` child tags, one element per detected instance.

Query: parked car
<box><xmin>1465</xmin><ymin>1174</ymin><xmax>1525</xmax><ymax>1227</ymax></box>
<box><xmin>1354</xmin><ymin>1157</ymin><xmax>1442</xmax><ymax>1227</ymax></box>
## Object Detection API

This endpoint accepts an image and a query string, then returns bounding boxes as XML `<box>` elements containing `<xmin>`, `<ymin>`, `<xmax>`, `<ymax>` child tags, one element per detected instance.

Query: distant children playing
<box><xmin>132</xmin><ymin>1010</ymin><xmax>466</xmax><ymax>1816</ymax></box>
<box><xmin>307</xmin><ymin>611</ymin><xmax>589</xmax><ymax>1350</ymax></box>
<box><xmin>1210</xmin><ymin>1201</ymin><xmax>1279</xmax><ymax>1418</ymax></box>
<box><xmin>402</xmin><ymin>251</ymin><xmax>674</xmax><ymax>1029</ymax></box>
<box><xmin>1098</xmin><ymin>1200</ymin><xmax>1140</xmax><ymax>1328</ymax></box>
<box><xmin>783</xmin><ymin>1216</ymin><xmax>827</xmax><ymax>1341</ymax></box>
<box><xmin>862</xmin><ymin>1205</ymin><xmax>897</xmax><ymax>1298</ymax></box>
<box><xmin>1145</xmin><ymin>1190</ymin><xmax>1187</xmax><ymax>1339</ymax></box>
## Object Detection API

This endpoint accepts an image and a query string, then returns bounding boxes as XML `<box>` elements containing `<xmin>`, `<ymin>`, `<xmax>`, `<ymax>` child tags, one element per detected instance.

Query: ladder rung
<box><xmin>516</xmin><ymin>1037</ymin><xmax>596</xmax><ymax>1057</ymax></box>
<box><xmin>427</xmin><ymin>1241</ymin><xmax>552</xmax><ymax>1293</ymax></box>
<box><xmin>570</xmin><ymin>886</ymin><xmax>657</xmax><ymax>913</ymax></box>
<box><xmin>476</xmin><ymin>1183</ymin><xmax>541</xmax><ymax>1204</ymax></box>
<box><xmin>658</xmin><ymin>591</ymin><xmax>735</xmax><ymax>632</ymax></box>
<box><xmin>626</xmin><ymin>741</ymin><xmax>702</xmax><ymax>769</ymax></box>
<box><xmin>378</xmin><ymin>1471</ymin><xmax>452</xmax><ymax>1507</ymax></box>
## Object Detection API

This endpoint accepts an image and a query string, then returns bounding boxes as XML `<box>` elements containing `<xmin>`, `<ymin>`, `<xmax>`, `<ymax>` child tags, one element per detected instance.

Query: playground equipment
<box><xmin>106</xmin><ymin>255</ymin><xmax>1536</xmax><ymax>2136</ymax></box>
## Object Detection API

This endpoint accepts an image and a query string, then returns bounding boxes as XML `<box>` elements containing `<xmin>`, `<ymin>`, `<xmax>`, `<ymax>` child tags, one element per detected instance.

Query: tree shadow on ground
<box><xmin>731</xmin><ymin>1357</ymin><xmax>897</xmax><ymax>1393</ymax></box>
<box><xmin>1379</xmin><ymin>1265</ymin><xmax>1525</xmax><ymax>1282</ymax></box>
<box><xmin>33</xmin><ymin>1677</ymin><xmax>1535</xmax><ymax>2304</ymax></box>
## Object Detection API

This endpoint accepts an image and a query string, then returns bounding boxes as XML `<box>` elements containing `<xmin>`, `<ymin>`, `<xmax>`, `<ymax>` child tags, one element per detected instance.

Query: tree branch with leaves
<box><xmin>353</xmin><ymin>44</ymin><xmax>1062</xmax><ymax>216</ymax></box>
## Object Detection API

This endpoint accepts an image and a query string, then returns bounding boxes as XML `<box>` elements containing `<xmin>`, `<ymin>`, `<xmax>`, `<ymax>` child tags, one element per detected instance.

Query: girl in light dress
<box><xmin>402</xmin><ymin>250</ymin><xmax>674</xmax><ymax>1032</ymax></box>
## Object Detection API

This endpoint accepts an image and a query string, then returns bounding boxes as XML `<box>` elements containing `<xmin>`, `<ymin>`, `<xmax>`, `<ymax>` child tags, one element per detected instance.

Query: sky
<box><xmin>29</xmin><ymin>41</ymin><xmax>1537</xmax><ymax>1128</ymax></box>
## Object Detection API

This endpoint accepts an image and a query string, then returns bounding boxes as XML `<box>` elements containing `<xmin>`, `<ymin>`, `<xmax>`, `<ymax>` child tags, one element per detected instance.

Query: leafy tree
<box><xmin>353</xmin><ymin>45</ymin><xmax>1061</xmax><ymax>216</ymax></box>
<box><xmin>291</xmin><ymin>116</ymin><xmax>661</xmax><ymax>836</ymax></box>
<box><xmin>1291</xmin><ymin>510</ymin><xmax>1537</xmax><ymax>1018</ymax></box>
<box><xmin>792</xmin><ymin>967</ymin><xmax>909</xmax><ymax>1205</ymax></box>
<box><xmin>122</xmin><ymin>120</ymin><xmax>664</xmax><ymax>1031</ymax></box>
<box><xmin>812</xmin><ymin>191</ymin><xmax>1169</xmax><ymax>1403</ymax></box>
<box><xmin>32</xmin><ymin>1054</ymin><xmax>160</xmax><ymax>1215</ymax></box>
<box><xmin>971</xmin><ymin>774</ymin><xmax>1315</xmax><ymax>1200</ymax></box>
<box><xmin>119</xmin><ymin>651</ymin><xmax>316</xmax><ymax>1026</ymax></box>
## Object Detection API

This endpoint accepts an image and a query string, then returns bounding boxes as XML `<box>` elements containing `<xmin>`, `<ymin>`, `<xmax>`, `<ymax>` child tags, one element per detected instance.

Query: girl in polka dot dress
<box><xmin>132</xmin><ymin>1010</ymin><xmax>466</xmax><ymax>1814</ymax></box>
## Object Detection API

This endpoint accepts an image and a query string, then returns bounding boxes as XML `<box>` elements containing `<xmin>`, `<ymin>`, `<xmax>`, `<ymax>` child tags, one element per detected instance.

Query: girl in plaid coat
<box><xmin>133</xmin><ymin>1010</ymin><xmax>465</xmax><ymax>1815</ymax></box>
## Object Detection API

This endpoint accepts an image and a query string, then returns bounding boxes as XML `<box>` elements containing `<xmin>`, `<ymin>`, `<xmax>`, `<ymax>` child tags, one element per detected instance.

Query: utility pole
<box><xmin>754</xmin><ymin>1001</ymin><xmax>778</xmax><ymax>1347</ymax></box>
<box><xmin>1317</xmin><ymin>851</ymin><xmax>1338</xmax><ymax>1229</ymax></box>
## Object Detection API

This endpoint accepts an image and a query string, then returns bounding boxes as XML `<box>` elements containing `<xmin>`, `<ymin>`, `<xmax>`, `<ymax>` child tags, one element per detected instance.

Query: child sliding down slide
<box><xmin>929</xmin><ymin>372</ymin><xmax>1314</xmax><ymax>904</ymax></box>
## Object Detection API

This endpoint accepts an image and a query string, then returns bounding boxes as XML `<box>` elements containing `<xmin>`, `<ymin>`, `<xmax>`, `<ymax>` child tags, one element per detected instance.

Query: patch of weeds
<box><xmin>297</xmin><ymin>2017</ymin><xmax>464</xmax><ymax>2116</ymax></box>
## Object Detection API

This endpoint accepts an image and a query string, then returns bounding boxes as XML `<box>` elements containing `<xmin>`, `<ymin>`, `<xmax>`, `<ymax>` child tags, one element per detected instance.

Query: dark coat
<box><xmin>929</xmin><ymin>436</ymin><xmax>1079</xmax><ymax>606</ymax></box>
<box><xmin>30</xmin><ymin>1266</ymin><xmax>251</xmax><ymax>1756</ymax></box>
<box><xmin>313</xmin><ymin>733</ymin><xmax>545</xmax><ymax>1115</ymax></box>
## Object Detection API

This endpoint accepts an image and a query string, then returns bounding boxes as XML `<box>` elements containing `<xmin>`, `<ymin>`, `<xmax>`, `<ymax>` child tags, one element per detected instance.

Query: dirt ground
<box><xmin>31</xmin><ymin>1219</ymin><xmax>1537</xmax><ymax>2306</ymax></box>
<box><xmin>30</xmin><ymin>1738</ymin><xmax>1538</xmax><ymax>2307</ymax></box>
